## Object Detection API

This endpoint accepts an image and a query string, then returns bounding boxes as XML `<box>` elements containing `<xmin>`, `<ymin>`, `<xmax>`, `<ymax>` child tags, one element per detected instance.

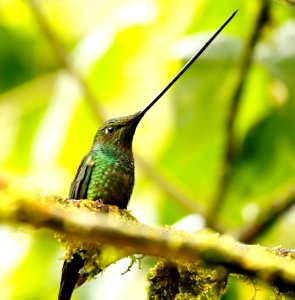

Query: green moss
<box><xmin>147</xmin><ymin>260</ymin><xmax>180</xmax><ymax>300</ymax></box>
<box><xmin>147</xmin><ymin>259</ymin><xmax>228</xmax><ymax>300</ymax></box>
<box><xmin>54</xmin><ymin>199</ymin><xmax>139</xmax><ymax>280</ymax></box>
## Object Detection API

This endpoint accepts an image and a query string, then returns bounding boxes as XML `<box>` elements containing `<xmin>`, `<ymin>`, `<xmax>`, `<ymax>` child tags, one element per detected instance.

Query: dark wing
<box><xmin>58</xmin><ymin>152</ymin><xmax>95</xmax><ymax>300</ymax></box>
<box><xmin>69</xmin><ymin>151</ymin><xmax>95</xmax><ymax>199</ymax></box>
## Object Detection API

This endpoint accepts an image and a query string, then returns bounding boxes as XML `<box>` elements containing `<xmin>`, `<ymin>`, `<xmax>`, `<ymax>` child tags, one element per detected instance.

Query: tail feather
<box><xmin>58</xmin><ymin>254</ymin><xmax>85</xmax><ymax>300</ymax></box>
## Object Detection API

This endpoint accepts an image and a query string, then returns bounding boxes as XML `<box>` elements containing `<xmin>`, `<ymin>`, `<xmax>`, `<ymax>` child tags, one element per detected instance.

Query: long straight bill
<box><xmin>138</xmin><ymin>9</ymin><xmax>238</xmax><ymax>117</ymax></box>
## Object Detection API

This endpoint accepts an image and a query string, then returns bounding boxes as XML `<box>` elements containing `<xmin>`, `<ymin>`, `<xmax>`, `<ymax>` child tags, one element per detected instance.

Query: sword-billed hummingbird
<box><xmin>58</xmin><ymin>10</ymin><xmax>237</xmax><ymax>300</ymax></box>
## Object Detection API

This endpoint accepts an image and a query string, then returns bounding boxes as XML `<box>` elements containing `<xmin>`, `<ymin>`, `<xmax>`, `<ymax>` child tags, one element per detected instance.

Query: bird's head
<box><xmin>92</xmin><ymin>111</ymin><xmax>145</xmax><ymax>150</ymax></box>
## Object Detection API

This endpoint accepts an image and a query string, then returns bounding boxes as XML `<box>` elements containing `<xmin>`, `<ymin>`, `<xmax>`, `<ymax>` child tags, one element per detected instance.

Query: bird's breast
<box><xmin>86</xmin><ymin>150</ymin><xmax>134</xmax><ymax>208</ymax></box>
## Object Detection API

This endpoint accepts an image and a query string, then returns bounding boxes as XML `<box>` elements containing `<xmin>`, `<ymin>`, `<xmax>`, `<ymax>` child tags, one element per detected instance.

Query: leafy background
<box><xmin>0</xmin><ymin>0</ymin><xmax>295</xmax><ymax>299</ymax></box>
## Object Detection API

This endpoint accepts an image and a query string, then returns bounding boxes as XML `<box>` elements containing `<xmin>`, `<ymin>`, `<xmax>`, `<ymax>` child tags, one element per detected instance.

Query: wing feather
<box><xmin>59</xmin><ymin>152</ymin><xmax>96</xmax><ymax>299</ymax></box>
<box><xmin>69</xmin><ymin>152</ymin><xmax>95</xmax><ymax>199</ymax></box>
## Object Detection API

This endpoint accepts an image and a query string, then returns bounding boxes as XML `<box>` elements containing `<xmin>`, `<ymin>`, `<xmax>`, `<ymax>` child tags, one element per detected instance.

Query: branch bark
<box><xmin>0</xmin><ymin>189</ymin><xmax>294</xmax><ymax>296</ymax></box>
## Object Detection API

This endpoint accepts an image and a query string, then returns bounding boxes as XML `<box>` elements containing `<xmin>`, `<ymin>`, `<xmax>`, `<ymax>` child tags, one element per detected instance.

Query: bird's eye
<box><xmin>105</xmin><ymin>126</ymin><xmax>116</xmax><ymax>134</ymax></box>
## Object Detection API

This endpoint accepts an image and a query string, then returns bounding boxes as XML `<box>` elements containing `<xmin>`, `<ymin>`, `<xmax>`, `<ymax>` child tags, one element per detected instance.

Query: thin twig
<box><xmin>26</xmin><ymin>0</ymin><xmax>106</xmax><ymax>121</ymax></box>
<box><xmin>238</xmin><ymin>187</ymin><xmax>295</xmax><ymax>243</ymax></box>
<box><xmin>26</xmin><ymin>0</ymin><xmax>201</xmax><ymax>215</ymax></box>
<box><xmin>136</xmin><ymin>155</ymin><xmax>205</xmax><ymax>214</ymax></box>
<box><xmin>286</xmin><ymin>0</ymin><xmax>295</xmax><ymax>6</ymax></box>
<box><xmin>206</xmin><ymin>0</ymin><xmax>271</xmax><ymax>228</ymax></box>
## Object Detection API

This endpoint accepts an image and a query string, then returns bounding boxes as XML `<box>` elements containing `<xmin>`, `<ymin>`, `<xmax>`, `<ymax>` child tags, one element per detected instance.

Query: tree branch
<box><xmin>206</xmin><ymin>0</ymin><xmax>271</xmax><ymax>228</ymax></box>
<box><xmin>286</xmin><ymin>0</ymin><xmax>295</xmax><ymax>6</ymax></box>
<box><xmin>0</xmin><ymin>187</ymin><xmax>295</xmax><ymax>295</ymax></box>
<box><xmin>238</xmin><ymin>186</ymin><xmax>295</xmax><ymax>243</ymax></box>
<box><xmin>26</xmin><ymin>0</ymin><xmax>106</xmax><ymax>121</ymax></box>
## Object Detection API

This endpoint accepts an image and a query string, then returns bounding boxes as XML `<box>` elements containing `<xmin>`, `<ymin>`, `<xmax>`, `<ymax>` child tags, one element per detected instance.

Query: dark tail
<box><xmin>58</xmin><ymin>254</ymin><xmax>86</xmax><ymax>300</ymax></box>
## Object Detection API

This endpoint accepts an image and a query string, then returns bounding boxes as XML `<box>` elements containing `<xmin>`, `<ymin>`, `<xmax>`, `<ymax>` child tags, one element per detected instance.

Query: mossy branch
<box><xmin>0</xmin><ymin>186</ymin><xmax>295</xmax><ymax>296</ymax></box>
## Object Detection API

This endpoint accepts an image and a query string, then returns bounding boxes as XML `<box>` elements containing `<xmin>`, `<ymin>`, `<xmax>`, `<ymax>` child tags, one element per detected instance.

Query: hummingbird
<box><xmin>58</xmin><ymin>10</ymin><xmax>237</xmax><ymax>300</ymax></box>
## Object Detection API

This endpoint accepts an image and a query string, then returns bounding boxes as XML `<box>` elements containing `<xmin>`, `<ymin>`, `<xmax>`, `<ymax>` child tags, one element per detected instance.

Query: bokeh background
<box><xmin>0</xmin><ymin>0</ymin><xmax>295</xmax><ymax>299</ymax></box>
